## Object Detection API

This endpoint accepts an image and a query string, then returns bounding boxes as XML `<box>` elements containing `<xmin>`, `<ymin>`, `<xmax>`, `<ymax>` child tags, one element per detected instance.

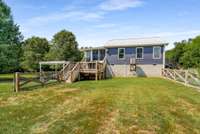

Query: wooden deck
<box><xmin>58</xmin><ymin>59</ymin><xmax>107</xmax><ymax>83</ymax></box>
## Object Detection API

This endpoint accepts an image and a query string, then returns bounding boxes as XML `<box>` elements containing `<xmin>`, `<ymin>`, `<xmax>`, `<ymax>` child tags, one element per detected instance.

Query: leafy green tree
<box><xmin>0</xmin><ymin>0</ymin><xmax>23</xmax><ymax>45</ymax></box>
<box><xmin>181</xmin><ymin>36</ymin><xmax>200</xmax><ymax>68</ymax></box>
<box><xmin>166</xmin><ymin>40</ymin><xmax>187</xmax><ymax>67</ymax></box>
<box><xmin>0</xmin><ymin>45</ymin><xmax>22</xmax><ymax>73</ymax></box>
<box><xmin>21</xmin><ymin>37</ymin><xmax>49</xmax><ymax>71</ymax></box>
<box><xmin>0</xmin><ymin>0</ymin><xmax>23</xmax><ymax>73</ymax></box>
<box><xmin>46</xmin><ymin>30</ymin><xmax>82</xmax><ymax>61</ymax></box>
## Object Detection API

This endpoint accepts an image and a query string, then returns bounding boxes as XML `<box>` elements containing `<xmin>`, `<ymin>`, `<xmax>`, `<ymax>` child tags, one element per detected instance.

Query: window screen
<box><xmin>118</xmin><ymin>48</ymin><xmax>125</xmax><ymax>59</ymax></box>
<box><xmin>136</xmin><ymin>47</ymin><xmax>143</xmax><ymax>59</ymax></box>
<box><xmin>153</xmin><ymin>47</ymin><xmax>161</xmax><ymax>59</ymax></box>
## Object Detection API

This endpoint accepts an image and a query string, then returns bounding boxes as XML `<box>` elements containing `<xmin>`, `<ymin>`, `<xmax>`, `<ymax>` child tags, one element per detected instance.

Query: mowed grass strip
<box><xmin>0</xmin><ymin>78</ymin><xmax>200</xmax><ymax>134</ymax></box>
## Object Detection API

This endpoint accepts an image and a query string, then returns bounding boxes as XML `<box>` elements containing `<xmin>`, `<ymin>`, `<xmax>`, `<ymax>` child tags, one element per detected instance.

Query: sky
<box><xmin>5</xmin><ymin>0</ymin><xmax>200</xmax><ymax>50</ymax></box>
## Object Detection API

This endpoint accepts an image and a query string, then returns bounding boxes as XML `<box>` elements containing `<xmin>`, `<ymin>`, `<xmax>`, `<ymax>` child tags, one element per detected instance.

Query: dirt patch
<box><xmin>0</xmin><ymin>93</ymin><xmax>46</xmax><ymax>107</ymax></box>
<box><xmin>137</xmin><ymin>130</ymin><xmax>156</xmax><ymax>134</ymax></box>
<box><xmin>0</xmin><ymin>96</ymin><xmax>25</xmax><ymax>106</ymax></box>
<box><xmin>127</xmin><ymin>125</ymin><xmax>157</xmax><ymax>134</ymax></box>
<box><xmin>30</xmin><ymin>97</ymin><xmax>90</xmax><ymax>134</ymax></box>
<box><xmin>174</xmin><ymin>124</ymin><xmax>187</xmax><ymax>134</ymax></box>
<box><xmin>175</xmin><ymin>98</ymin><xmax>197</xmax><ymax>114</ymax></box>
<box><xmin>54</xmin><ymin>88</ymin><xmax>81</xmax><ymax>93</ymax></box>
<box><xmin>0</xmin><ymin>87</ymin><xmax>81</xmax><ymax>107</ymax></box>
<box><xmin>97</xmin><ymin>110</ymin><xmax>120</xmax><ymax>134</ymax></box>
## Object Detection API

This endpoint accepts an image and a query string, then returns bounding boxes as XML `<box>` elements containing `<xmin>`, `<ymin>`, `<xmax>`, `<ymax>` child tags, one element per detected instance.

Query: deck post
<box><xmin>98</xmin><ymin>49</ymin><xmax>100</xmax><ymax>61</ymax></box>
<box><xmin>90</xmin><ymin>50</ymin><xmax>93</xmax><ymax>61</ymax></box>
<box><xmin>78</xmin><ymin>62</ymin><xmax>81</xmax><ymax>81</ymax></box>
<box><xmin>95</xmin><ymin>61</ymin><xmax>98</xmax><ymax>80</ymax></box>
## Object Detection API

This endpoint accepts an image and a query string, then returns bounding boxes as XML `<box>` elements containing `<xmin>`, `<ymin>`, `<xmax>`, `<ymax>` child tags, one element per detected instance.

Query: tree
<box><xmin>0</xmin><ymin>45</ymin><xmax>22</xmax><ymax>73</ymax></box>
<box><xmin>0</xmin><ymin>0</ymin><xmax>23</xmax><ymax>45</ymax></box>
<box><xmin>21</xmin><ymin>37</ymin><xmax>49</xmax><ymax>71</ymax></box>
<box><xmin>0</xmin><ymin>0</ymin><xmax>23</xmax><ymax>73</ymax></box>
<box><xmin>166</xmin><ymin>40</ymin><xmax>187</xmax><ymax>67</ymax></box>
<box><xmin>46</xmin><ymin>30</ymin><xmax>82</xmax><ymax>61</ymax></box>
<box><xmin>181</xmin><ymin>36</ymin><xmax>200</xmax><ymax>68</ymax></box>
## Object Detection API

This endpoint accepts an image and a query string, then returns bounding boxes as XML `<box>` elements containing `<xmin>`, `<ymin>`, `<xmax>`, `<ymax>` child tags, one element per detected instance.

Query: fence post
<box><xmin>185</xmin><ymin>70</ymin><xmax>188</xmax><ymax>86</ymax></box>
<box><xmin>15</xmin><ymin>72</ymin><xmax>20</xmax><ymax>92</ymax></box>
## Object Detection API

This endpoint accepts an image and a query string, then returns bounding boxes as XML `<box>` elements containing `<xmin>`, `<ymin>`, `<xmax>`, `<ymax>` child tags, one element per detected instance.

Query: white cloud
<box><xmin>99</xmin><ymin>0</ymin><xmax>143</xmax><ymax>11</ymax></box>
<box><xmin>26</xmin><ymin>11</ymin><xmax>105</xmax><ymax>26</ymax></box>
<box><xmin>22</xmin><ymin>5</ymin><xmax>46</xmax><ymax>10</ymax></box>
<box><xmin>94</xmin><ymin>23</ymin><xmax>117</xmax><ymax>28</ymax></box>
<box><xmin>150</xmin><ymin>30</ymin><xmax>200</xmax><ymax>37</ymax></box>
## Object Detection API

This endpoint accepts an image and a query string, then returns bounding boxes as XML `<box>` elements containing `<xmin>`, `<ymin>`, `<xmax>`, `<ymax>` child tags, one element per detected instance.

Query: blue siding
<box><xmin>126</xmin><ymin>48</ymin><xmax>135</xmax><ymax>54</ymax></box>
<box><xmin>107</xmin><ymin>46</ymin><xmax>164</xmax><ymax>65</ymax></box>
<box><xmin>108</xmin><ymin>48</ymin><xmax>118</xmax><ymax>55</ymax></box>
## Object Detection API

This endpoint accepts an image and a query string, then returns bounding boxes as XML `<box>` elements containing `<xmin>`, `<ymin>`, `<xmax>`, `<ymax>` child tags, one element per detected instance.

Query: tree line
<box><xmin>0</xmin><ymin>0</ymin><xmax>82</xmax><ymax>73</ymax></box>
<box><xmin>166</xmin><ymin>36</ymin><xmax>200</xmax><ymax>71</ymax></box>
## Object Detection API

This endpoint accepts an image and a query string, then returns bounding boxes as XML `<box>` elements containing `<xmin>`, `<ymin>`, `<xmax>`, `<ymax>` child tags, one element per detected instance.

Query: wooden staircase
<box><xmin>58</xmin><ymin>58</ymin><xmax>107</xmax><ymax>83</ymax></box>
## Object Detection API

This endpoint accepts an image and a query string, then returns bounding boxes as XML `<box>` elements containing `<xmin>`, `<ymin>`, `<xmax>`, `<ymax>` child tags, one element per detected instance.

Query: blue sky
<box><xmin>5</xmin><ymin>0</ymin><xmax>200</xmax><ymax>49</ymax></box>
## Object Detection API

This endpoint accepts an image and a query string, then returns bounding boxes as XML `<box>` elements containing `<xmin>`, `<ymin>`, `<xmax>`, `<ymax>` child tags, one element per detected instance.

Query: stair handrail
<box><xmin>101</xmin><ymin>57</ymin><xmax>107</xmax><ymax>72</ymax></box>
<box><xmin>57</xmin><ymin>62</ymin><xmax>71</xmax><ymax>80</ymax></box>
<box><xmin>67</xmin><ymin>62</ymin><xmax>80</xmax><ymax>83</ymax></box>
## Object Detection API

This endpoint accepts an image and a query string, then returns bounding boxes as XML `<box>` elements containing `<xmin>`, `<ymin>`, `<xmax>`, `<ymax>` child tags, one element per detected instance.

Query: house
<box><xmin>82</xmin><ymin>37</ymin><xmax>168</xmax><ymax>77</ymax></box>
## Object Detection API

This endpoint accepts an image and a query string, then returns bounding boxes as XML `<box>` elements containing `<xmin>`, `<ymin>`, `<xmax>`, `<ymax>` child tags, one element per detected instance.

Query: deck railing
<box><xmin>79</xmin><ymin>60</ymin><xmax>105</xmax><ymax>73</ymax></box>
<box><xmin>59</xmin><ymin>58</ymin><xmax>107</xmax><ymax>83</ymax></box>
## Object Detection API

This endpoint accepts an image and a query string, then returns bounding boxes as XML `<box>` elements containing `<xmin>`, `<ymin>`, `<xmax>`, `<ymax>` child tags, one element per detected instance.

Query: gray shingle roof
<box><xmin>104</xmin><ymin>37</ymin><xmax>168</xmax><ymax>48</ymax></box>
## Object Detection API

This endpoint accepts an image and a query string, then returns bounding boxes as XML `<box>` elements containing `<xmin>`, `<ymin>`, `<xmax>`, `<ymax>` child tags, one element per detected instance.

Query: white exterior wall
<box><xmin>106</xmin><ymin>64</ymin><xmax>163</xmax><ymax>77</ymax></box>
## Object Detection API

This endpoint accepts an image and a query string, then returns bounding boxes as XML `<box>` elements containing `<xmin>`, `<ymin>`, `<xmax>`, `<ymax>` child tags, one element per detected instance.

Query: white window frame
<box><xmin>118</xmin><ymin>48</ymin><xmax>125</xmax><ymax>60</ymax></box>
<box><xmin>153</xmin><ymin>46</ymin><xmax>161</xmax><ymax>59</ymax></box>
<box><xmin>136</xmin><ymin>47</ymin><xmax>144</xmax><ymax>59</ymax></box>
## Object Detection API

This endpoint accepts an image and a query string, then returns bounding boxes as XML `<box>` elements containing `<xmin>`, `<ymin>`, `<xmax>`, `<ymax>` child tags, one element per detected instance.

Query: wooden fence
<box><xmin>162</xmin><ymin>69</ymin><xmax>200</xmax><ymax>89</ymax></box>
<box><xmin>13</xmin><ymin>72</ymin><xmax>59</xmax><ymax>92</ymax></box>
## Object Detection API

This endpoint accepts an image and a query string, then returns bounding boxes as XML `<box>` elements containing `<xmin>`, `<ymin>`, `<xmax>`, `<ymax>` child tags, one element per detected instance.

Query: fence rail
<box><xmin>162</xmin><ymin>69</ymin><xmax>200</xmax><ymax>89</ymax></box>
<box><xmin>13</xmin><ymin>72</ymin><xmax>59</xmax><ymax>92</ymax></box>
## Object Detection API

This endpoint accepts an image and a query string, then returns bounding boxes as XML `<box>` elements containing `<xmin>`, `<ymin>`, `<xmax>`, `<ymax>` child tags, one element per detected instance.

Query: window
<box><xmin>118</xmin><ymin>48</ymin><xmax>125</xmax><ymax>59</ymax></box>
<box><xmin>136</xmin><ymin>47</ymin><xmax>143</xmax><ymax>59</ymax></box>
<box><xmin>85</xmin><ymin>51</ymin><xmax>91</xmax><ymax>61</ymax></box>
<box><xmin>153</xmin><ymin>46</ymin><xmax>161</xmax><ymax>59</ymax></box>
<box><xmin>92</xmin><ymin>50</ymin><xmax>98</xmax><ymax>61</ymax></box>
<box><xmin>100</xmin><ymin>50</ymin><xmax>105</xmax><ymax>60</ymax></box>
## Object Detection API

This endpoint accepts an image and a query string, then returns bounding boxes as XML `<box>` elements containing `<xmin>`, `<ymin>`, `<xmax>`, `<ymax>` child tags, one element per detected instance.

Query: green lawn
<box><xmin>0</xmin><ymin>78</ymin><xmax>200</xmax><ymax>134</ymax></box>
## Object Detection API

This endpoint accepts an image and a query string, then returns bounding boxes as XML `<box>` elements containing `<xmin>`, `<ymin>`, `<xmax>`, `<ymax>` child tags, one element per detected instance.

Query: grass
<box><xmin>0</xmin><ymin>77</ymin><xmax>200</xmax><ymax>134</ymax></box>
